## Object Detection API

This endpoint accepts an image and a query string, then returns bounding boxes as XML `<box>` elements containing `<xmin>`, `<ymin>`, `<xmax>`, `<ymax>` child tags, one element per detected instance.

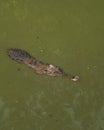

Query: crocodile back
<box><xmin>7</xmin><ymin>48</ymin><xmax>32</xmax><ymax>63</ymax></box>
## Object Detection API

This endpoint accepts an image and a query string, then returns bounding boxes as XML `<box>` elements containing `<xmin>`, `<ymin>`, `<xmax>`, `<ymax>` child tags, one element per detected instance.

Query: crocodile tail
<box><xmin>7</xmin><ymin>48</ymin><xmax>32</xmax><ymax>63</ymax></box>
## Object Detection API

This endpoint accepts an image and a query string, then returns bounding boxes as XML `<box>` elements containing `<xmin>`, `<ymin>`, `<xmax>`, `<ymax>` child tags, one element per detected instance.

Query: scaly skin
<box><xmin>7</xmin><ymin>48</ymin><xmax>67</xmax><ymax>77</ymax></box>
<box><xmin>7</xmin><ymin>48</ymin><xmax>79</xmax><ymax>81</ymax></box>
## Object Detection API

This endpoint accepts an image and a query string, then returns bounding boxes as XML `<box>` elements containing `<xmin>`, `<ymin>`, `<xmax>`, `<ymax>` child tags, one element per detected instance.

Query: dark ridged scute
<box><xmin>7</xmin><ymin>48</ymin><xmax>32</xmax><ymax>63</ymax></box>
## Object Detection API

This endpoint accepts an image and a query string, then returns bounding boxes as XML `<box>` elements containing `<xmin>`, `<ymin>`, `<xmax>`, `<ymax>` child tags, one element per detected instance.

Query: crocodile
<box><xmin>7</xmin><ymin>48</ymin><xmax>79</xmax><ymax>81</ymax></box>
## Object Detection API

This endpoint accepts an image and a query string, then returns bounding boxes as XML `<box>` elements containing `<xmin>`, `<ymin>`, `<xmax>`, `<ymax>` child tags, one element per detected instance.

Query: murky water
<box><xmin>0</xmin><ymin>0</ymin><xmax>104</xmax><ymax>130</ymax></box>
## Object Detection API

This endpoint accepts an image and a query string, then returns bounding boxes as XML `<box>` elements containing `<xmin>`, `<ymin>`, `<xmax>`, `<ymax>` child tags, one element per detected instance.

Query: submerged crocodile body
<box><xmin>7</xmin><ymin>48</ymin><xmax>79</xmax><ymax>81</ymax></box>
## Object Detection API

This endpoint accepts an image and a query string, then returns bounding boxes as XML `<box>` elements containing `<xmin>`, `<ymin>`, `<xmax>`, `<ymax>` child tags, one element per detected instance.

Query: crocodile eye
<box><xmin>44</xmin><ymin>69</ymin><xmax>47</xmax><ymax>73</ymax></box>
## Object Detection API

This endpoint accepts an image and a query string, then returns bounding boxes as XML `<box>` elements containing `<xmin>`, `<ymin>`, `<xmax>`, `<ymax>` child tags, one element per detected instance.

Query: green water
<box><xmin>0</xmin><ymin>0</ymin><xmax>104</xmax><ymax>130</ymax></box>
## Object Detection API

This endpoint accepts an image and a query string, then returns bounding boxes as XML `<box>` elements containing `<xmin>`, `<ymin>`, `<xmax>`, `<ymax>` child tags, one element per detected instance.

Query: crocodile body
<box><xmin>7</xmin><ymin>48</ymin><xmax>67</xmax><ymax>77</ymax></box>
<box><xmin>7</xmin><ymin>48</ymin><xmax>79</xmax><ymax>81</ymax></box>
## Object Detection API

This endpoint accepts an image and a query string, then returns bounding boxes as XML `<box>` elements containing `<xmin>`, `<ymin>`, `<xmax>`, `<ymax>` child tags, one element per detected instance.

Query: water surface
<box><xmin>0</xmin><ymin>0</ymin><xmax>104</xmax><ymax>130</ymax></box>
